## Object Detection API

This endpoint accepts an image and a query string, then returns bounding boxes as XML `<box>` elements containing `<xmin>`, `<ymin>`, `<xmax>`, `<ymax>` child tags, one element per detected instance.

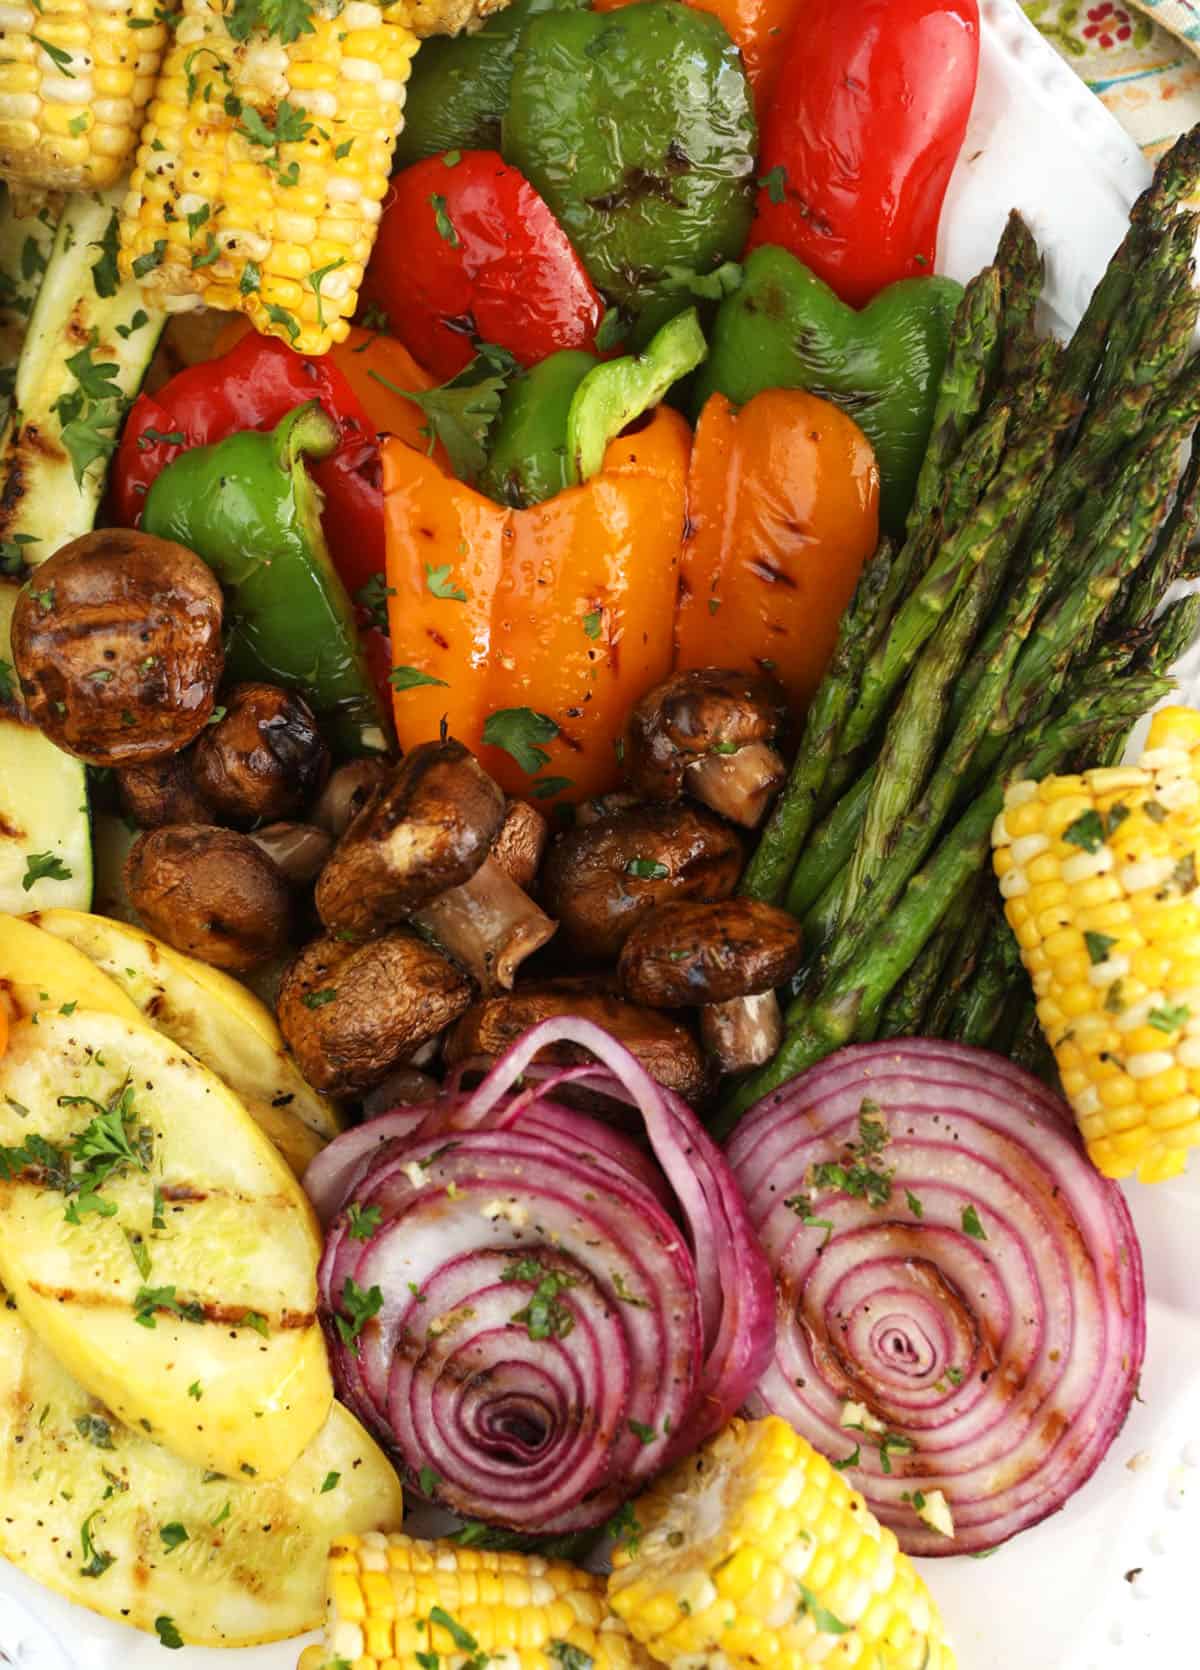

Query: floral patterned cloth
<box><xmin>1022</xmin><ymin>1</ymin><xmax>1200</xmax><ymax>154</ymax></box>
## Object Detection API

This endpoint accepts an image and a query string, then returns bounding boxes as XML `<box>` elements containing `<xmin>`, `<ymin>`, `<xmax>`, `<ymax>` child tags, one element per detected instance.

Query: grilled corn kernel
<box><xmin>608</xmin><ymin>1417</ymin><xmax>955</xmax><ymax>1670</ymax></box>
<box><xmin>992</xmin><ymin>704</ymin><xmax>1200</xmax><ymax>1182</ymax></box>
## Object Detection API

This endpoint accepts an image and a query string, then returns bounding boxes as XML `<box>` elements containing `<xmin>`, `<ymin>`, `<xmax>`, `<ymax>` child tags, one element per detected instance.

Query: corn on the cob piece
<box><xmin>118</xmin><ymin>0</ymin><xmax>501</xmax><ymax>355</ymax></box>
<box><xmin>0</xmin><ymin>0</ymin><xmax>172</xmax><ymax>192</ymax></box>
<box><xmin>298</xmin><ymin>1533</ymin><xmax>656</xmax><ymax>1670</ymax></box>
<box><xmin>608</xmin><ymin>1417</ymin><xmax>955</xmax><ymax>1670</ymax></box>
<box><xmin>993</xmin><ymin>704</ymin><xmax>1200</xmax><ymax>1183</ymax></box>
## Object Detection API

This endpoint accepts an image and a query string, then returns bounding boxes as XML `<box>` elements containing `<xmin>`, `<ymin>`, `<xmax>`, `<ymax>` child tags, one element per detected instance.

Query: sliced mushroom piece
<box><xmin>445</xmin><ymin>979</ymin><xmax>708</xmax><ymax>1104</ymax></box>
<box><xmin>11</xmin><ymin>529</ymin><xmax>224</xmax><ymax>766</ymax></box>
<box><xmin>312</xmin><ymin>758</ymin><xmax>390</xmax><ymax>839</ymax></box>
<box><xmin>541</xmin><ymin>802</ymin><xmax>743</xmax><ymax>962</ymax></box>
<box><xmin>617</xmin><ymin>899</ymin><xmax>803</xmax><ymax>1074</ymax></box>
<box><xmin>490</xmin><ymin>800</ymin><xmax>549</xmax><ymax>889</ymax></box>
<box><xmin>575</xmin><ymin>790</ymin><xmax>641</xmax><ymax>827</ymax></box>
<box><xmin>626</xmin><ymin>668</ymin><xmax>788</xmax><ymax>829</ymax></box>
<box><xmin>191</xmin><ymin>682</ymin><xmax>331</xmax><ymax>825</ymax></box>
<box><xmin>315</xmin><ymin>740</ymin><xmax>556</xmax><ymax>992</ymax></box>
<box><xmin>116</xmin><ymin>752</ymin><xmax>213</xmax><ymax>829</ymax></box>
<box><xmin>124</xmin><ymin>825</ymin><xmax>292</xmax><ymax>972</ymax></box>
<box><xmin>249</xmin><ymin>822</ymin><xmax>335</xmax><ymax>886</ymax></box>
<box><xmin>277</xmin><ymin>929</ymin><xmax>472</xmax><ymax>1096</ymax></box>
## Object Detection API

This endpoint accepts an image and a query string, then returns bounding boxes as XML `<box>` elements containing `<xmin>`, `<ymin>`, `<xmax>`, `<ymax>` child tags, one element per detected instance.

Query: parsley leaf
<box><xmin>321</xmin><ymin>1470</ymin><xmax>341</xmax><ymax>1493</ymax></box>
<box><xmin>390</xmin><ymin>665</ymin><xmax>449</xmax><ymax>692</ymax></box>
<box><xmin>504</xmin><ymin>1260</ymin><xmax>576</xmax><ymax>1340</ymax></box>
<box><xmin>425</xmin><ymin>563</ymin><xmax>467</xmax><ymax>602</ymax></box>
<box><xmin>22</xmin><ymin>851</ymin><xmax>72</xmax><ymax>891</ymax></box>
<box><xmin>356</xmin><ymin>572</ymin><xmax>396</xmax><ymax>631</ymax></box>
<box><xmin>155</xmin><ymin>1615</ymin><xmax>184</xmax><ymax>1649</ymax></box>
<box><xmin>582</xmin><ymin>608</ymin><xmax>602</xmax><ymax>640</ymax></box>
<box><xmin>429</xmin><ymin>192</ymin><xmax>460</xmax><ymax>247</ymax></box>
<box><xmin>159</xmin><ymin>1522</ymin><xmax>188</xmax><ymax>1553</ymax></box>
<box><xmin>1084</xmin><ymin>930</ymin><xmax>1118</xmax><ymax>965</ymax></box>
<box><xmin>89</xmin><ymin>212</ymin><xmax>120</xmax><ymax>298</ymax></box>
<box><xmin>336</xmin><ymin>1277</ymin><xmax>383</xmax><ymax>1348</ymax></box>
<box><xmin>1149</xmin><ymin>1002</ymin><xmax>1190</xmax><ymax>1033</ymax></box>
<box><xmin>796</xmin><ymin>1583</ymin><xmax>849</xmax><ymax>1636</ymax></box>
<box><xmin>759</xmin><ymin>163</ymin><xmax>788</xmax><ymax>203</ymax></box>
<box><xmin>961</xmin><ymin>1204</ymin><xmax>987</xmax><ymax>1241</ymax></box>
<box><xmin>346</xmin><ymin>1202</ymin><xmax>382</xmax><ymax>1241</ymax></box>
<box><xmin>1063</xmin><ymin>810</ymin><xmax>1105</xmax><ymax>854</ymax></box>
<box><xmin>548</xmin><ymin>1644</ymin><xmax>594</xmax><ymax>1670</ymax></box>
<box><xmin>372</xmin><ymin>345</ymin><xmax>517</xmax><ymax>484</ymax></box>
<box><xmin>483</xmin><ymin>707</ymin><xmax>559</xmax><ymax>774</ymax></box>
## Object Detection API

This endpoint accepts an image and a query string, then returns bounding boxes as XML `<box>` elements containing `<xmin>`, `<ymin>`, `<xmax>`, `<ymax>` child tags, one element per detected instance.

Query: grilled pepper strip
<box><xmin>143</xmin><ymin>403</ymin><xmax>387</xmax><ymax>757</ymax></box>
<box><xmin>504</xmin><ymin>0</ymin><xmax>757</xmax><ymax>337</ymax></box>
<box><xmin>694</xmin><ymin>244</ymin><xmax>962</xmax><ymax>534</ymax></box>
<box><xmin>676</xmin><ymin>389</ymin><xmax>880</xmax><ymax>717</ymax></box>
<box><xmin>113</xmin><ymin>326</ymin><xmax>436</xmax><ymax>595</ymax></box>
<box><xmin>384</xmin><ymin>407</ymin><xmax>690</xmax><ymax>802</ymax></box>
<box><xmin>479</xmin><ymin>349</ymin><xmax>598</xmax><ymax>507</ymax></box>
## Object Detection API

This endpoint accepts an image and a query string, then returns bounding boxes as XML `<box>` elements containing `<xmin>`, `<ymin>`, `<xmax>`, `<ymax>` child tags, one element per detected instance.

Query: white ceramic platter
<box><xmin>3</xmin><ymin>2</ymin><xmax>1200</xmax><ymax>1666</ymax></box>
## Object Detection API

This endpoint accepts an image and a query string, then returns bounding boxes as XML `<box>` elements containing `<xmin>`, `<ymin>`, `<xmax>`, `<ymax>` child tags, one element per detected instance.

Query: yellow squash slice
<box><xmin>0</xmin><ymin>1300</ymin><xmax>403</xmax><ymax>1646</ymax></box>
<box><xmin>0</xmin><ymin>1007</ymin><xmax>332</xmax><ymax>1479</ymax></box>
<box><xmin>30</xmin><ymin>909</ymin><xmax>341</xmax><ymax>1168</ymax></box>
<box><xmin>0</xmin><ymin>912</ymin><xmax>142</xmax><ymax>1028</ymax></box>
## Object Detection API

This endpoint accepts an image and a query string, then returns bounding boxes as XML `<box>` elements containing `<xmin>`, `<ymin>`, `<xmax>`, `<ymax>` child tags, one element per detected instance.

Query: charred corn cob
<box><xmin>298</xmin><ymin>1533</ymin><xmax>655</xmax><ymax>1670</ymax></box>
<box><xmin>608</xmin><ymin>1417</ymin><xmax>955</xmax><ymax>1670</ymax></box>
<box><xmin>0</xmin><ymin>0</ymin><xmax>172</xmax><ymax>192</ymax></box>
<box><xmin>993</xmin><ymin>704</ymin><xmax>1200</xmax><ymax>1183</ymax></box>
<box><xmin>118</xmin><ymin>0</ymin><xmax>500</xmax><ymax>355</ymax></box>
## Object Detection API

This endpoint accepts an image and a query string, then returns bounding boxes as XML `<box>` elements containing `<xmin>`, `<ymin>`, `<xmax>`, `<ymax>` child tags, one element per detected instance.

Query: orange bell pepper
<box><xmin>675</xmin><ymin>389</ymin><xmax>879</xmax><ymax>716</ymax></box>
<box><xmin>593</xmin><ymin>0</ymin><xmax>802</xmax><ymax>118</ymax></box>
<box><xmin>384</xmin><ymin>408</ymin><xmax>691</xmax><ymax>802</ymax></box>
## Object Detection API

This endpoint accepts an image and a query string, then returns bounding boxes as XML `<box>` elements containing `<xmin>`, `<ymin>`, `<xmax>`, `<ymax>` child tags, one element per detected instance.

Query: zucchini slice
<box><xmin>0</xmin><ymin>1300</ymin><xmax>403</xmax><ymax>1646</ymax></box>
<box><xmin>0</xmin><ymin>1008</ymin><xmax>332</xmax><ymax>1479</ymax></box>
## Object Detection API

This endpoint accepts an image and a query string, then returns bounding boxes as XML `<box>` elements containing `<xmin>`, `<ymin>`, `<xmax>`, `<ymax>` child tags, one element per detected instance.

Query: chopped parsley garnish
<box><xmin>372</xmin><ymin>344</ymin><xmax>517</xmax><ymax>483</ymax></box>
<box><xmin>905</xmin><ymin>1190</ymin><xmax>924</xmax><ymax>1219</ymax></box>
<box><xmin>483</xmin><ymin>707</ymin><xmax>559</xmax><ymax>774</ymax></box>
<box><xmin>548</xmin><ymin>1644</ymin><xmax>594</xmax><ymax>1670</ymax></box>
<box><xmin>336</xmin><ymin>1277</ymin><xmax>383</xmax><ymax>1347</ymax></box>
<box><xmin>155</xmin><ymin>1615</ymin><xmax>184</xmax><ymax>1649</ymax></box>
<box><xmin>1063</xmin><ymin>810</ymin><xmax>1105</xmax><ymax>854</ymax></box>
<box><xmin>796</xmin><ymin>1583</ymin><xmax>849</xmax><ymax>1636</ymax></box>
<box><xmin>320</xmin><ymin>1471</ymin><xmax>340</xmax><ymax>1493</ymax></box>
<box><xmin>159</xmin><ymin>1522</ymin><xmax>188</xmax><ymax>1553</ymax></box>
<box><xmin>74</xmin><ymin>1414</ymin><xmax>114</xmax><ymax>1449</ymax></box>
<box><xmin>582</xmin><ymin>608</ymin><xmax>602</xmax><ymax>640</ymax></box>
<box><xmin>133</xmin><ymin>1285</ymin><xmax>206</xmax><ymax>1329</ymax></box>
<box><xmin>878</xmin><ymin>1432</ymin><xmax>915</xmax><ymax>1475</ymax></box>
<box><xmin>758</xmin><ymin>163</ymin><xmax>788</xmax><ymax>203</ymax></box>
<box><xmin>80</xmin><ymin>1508</ymin><xmax>115</xmax><ymax>1578</ymax></box>
<box><xmin>418</xmin><ymin>1465</ymin><xmax>440</xmax><ymax>1496</ymax></box>
<box><xmin>830</xmin><ymin>1444</ymin><xmax>860</xmax><ymax>1471</ymax></box>
<box><xmin>504</xmin><ymin>1260</ymin><xmax>576</xmax><ymax>1340</ymax></box>
<box><xmin>356</xmin><ymin>572</ymin><xmax>397</xmax><ymax>631</ymax></box>
<box><xmin>430</xmin><ymin>1606</ymin><xmax>479</xmax><ymax>1654</ymax></box>
<box><xmin>626</xmin><ymin>856</ymin><xmax>669</xmax><ymax>880</ymax></box>
<box><xmin>611</xmin><ymin>1272</ymin><xmax>650</xmax><ymax>1307</ymax></box>
<box><xmin>1149</xmin><ymin>1002</ymin><xmax>1190</xmax><ymax>1032</ymax></box>
<box><xmin>628</xmin><ymin>1419</ymin><xmax>657</xmax><ymax>1445</ymax></box>
<box><xmin>961</xmin><ymin>1204</ymin><xmax>987</xmax><ymax>1241</ymax></box>
<box><xmin>301</xmin><ymin>987</ymin><xmax>338</xmax><ymax>1009</ymax></box>
<box><xmin>1084</xmin><ymin>930</ymin><xmax>1118</xmax><ymax>965</ymax></box>
<box><xmin>346</xmin><ymin>1202</ymin><xmax>382</xmax><ymax>1241</ymax></box>
<box><xmin>22</xmin><ymin>850</ymin><xmax>72</xmax><ymax>891</ymax></box>
<box><xmin>429</xmin><ymin>192</ymin><xmax>460</xmax><ymax>247</ymax></box>
<box><xmin>425</xmin><ymin>562</ymin><xmax>467</xmax><ymax>601</ymax></box>
<box><xmin>89</xmin><ymin>211</ymin><xmax>120</xmax><ymax>297</ymax></box>
<box><xmin>783</xmin><ymin>1193</ymin><xmax>834</xmax><ymax>1247</ymax></box>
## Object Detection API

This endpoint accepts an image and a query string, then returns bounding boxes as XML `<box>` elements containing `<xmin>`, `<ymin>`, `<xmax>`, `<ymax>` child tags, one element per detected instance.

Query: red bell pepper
<box><xmin>112</xmin><ymin>329</ymin><xmax>436</xmax><ymax>596</ymax></box>
<box><xmin>358</xmin><ymin>149</ymin><xmax>605</xmax><ymax>382</ymax></box>
<box><xmin>747</xmin><ymin>0</ymin><xmax>980</xmax><ymax>308</ymax></box>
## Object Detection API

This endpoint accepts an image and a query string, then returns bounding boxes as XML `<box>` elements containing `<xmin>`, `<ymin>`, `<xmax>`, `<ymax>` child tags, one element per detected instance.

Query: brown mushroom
<box><xmin>575</xmin><ymin>790</ymin><xmax>641</xmax><ymax>827</ymax></box>
<box><xmin>277</xmin><ymin>929</ymin><xmax>471</xmax><ymax>1096</ymax></box>
<box><xmin>125</xmin><ymin>824</ymin><xmax>292</xmax><ymax>971</ymax></box>
<box><xmin>11</xmin><ymin>529</ymin><xmax>224</xmax><ymax>766</ymax></box>
<box><xmin>191</xmin><ymin>682</ymin><xmax>330</xmax><ymax>824</ymax></box>
<box><xmin>312</xmin><ymin>758</ymin><xmax>390</xmax><ymax>839</ymax></box>
<box><xmin>490</xmin><ymin>800</ymin><xmax>549</xmax><ymax>890</ymax></box>
<box><xmin>444</xmin><ymin>979</ymin><xmax>708</xmax><ymax>1103</ymax></box>
<box><xmin>249</xmin><ymin>822</ymin><xmax>335</xmax><ymax>885</ymax></box>
<box><xmin>315</xmin><ymin>740</ymin><xmax>557</xmax><ymax>992</ymax></box>
<box><xmin>541</xmin><ymin>803</ymin><xmax>743</xmax><ymax>963</ymax></box>
<box><xmin>116</xmin><ymin>752</ymin><xmax>213</xmax><ymax>828</ymax></box>
<box><xmin>626</xmin><ymin>669</ymin><xmax>788</xmax><ymax>828</ymax></box>
<box><xmin>617</xmin><ymin>899</ymin><xmax>803</xmax><ymax>1074</ymax></box>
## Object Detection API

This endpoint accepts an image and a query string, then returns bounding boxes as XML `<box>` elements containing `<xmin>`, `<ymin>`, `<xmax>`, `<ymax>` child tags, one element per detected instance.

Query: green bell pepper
<box><xmin>566</xmin><ymin>307</ymin><xmax>707</xmax><ymax>483</ymax></box>
<box><xmin>503</xmin><ymin>0</ymin><xmax>756</xmax><ymax>339</ymax></box>
<box><xmin>693</xmin><ymin>245</ymin><xmax>963</xmax><ymax>535</ymax></box>
<box><xmin>393</xmin><ymin>0</ymin><xmax>584</xmax><ymax>169</ymax></box>
<box><xmin>479</xmin><ymin>349</ymin><xmax>597</xmax><ymax>508</ymax></box>
<box><xmin>142</xmin><ymin>402</ymin><xmax>388</xmax><ymax>757</ymax></box>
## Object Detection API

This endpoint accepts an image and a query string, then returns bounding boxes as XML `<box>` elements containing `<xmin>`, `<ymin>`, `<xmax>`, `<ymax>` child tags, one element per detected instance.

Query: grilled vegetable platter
<box><xmin>0</xmin><ymin>0</ymin><xmax>1195</xmax><ymax>1665</ymax></box>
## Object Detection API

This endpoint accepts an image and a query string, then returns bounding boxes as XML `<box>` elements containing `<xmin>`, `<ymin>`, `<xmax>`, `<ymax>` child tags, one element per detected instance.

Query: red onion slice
<box><xmin>309</xmin><ymin>1019</ymin><xmax>775</xmax><ymax>1530</ymax></box>
<box><xmin>728</xmin><ymin>1039</ymin><xmax>1145</xmax><ymax>1557</ymax></box>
